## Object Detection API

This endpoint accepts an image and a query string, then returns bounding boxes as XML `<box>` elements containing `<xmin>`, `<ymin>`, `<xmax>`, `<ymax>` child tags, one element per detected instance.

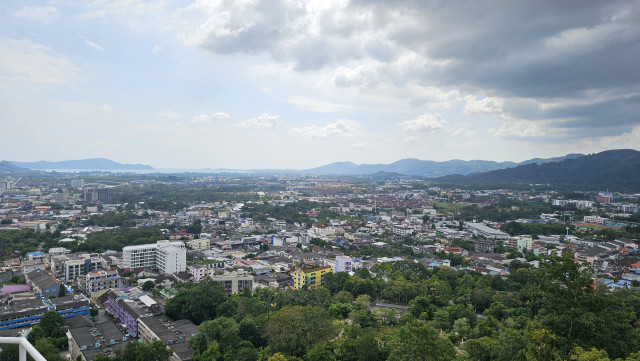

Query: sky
<box><xmin>1</xmin><ymin>0</ymin><xmax>639</xmax><ymax>170</ymax></box>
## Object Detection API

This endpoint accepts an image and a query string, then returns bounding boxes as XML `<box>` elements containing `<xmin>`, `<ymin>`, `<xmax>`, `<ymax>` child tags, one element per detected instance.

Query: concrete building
<box><xmin>465</xmin><ymin>222</ymin><xmax>509</xmax><ymax>240</ymax></box>
<box><xmin>25</xmin><ymin>269</ymin><xmax>60</xmax><ymax>298</ymax></box>
<box><xmin>208</xmin><ymin>271</ymin><xmax>253</xmax><ymax>295</ymax></box>
<box><xmin>293</xmin><ymin>266</ymin><xmax>333</xmax><ymax>290</ymax></box>
<box><xmin>84</xmin><ymin>270</ymin><xmax>122</xmax><ymax>295</ymax></box>
<box><xmin>84</xmin><ymin>188</ymin><xmax>111</xmax><ymax>202</ymax></box>
<box><xmin>334</xmin><ymin>256</ymin><xmax>353</xmax><ymax>273</ymax></box>
<box><xmin>70</xmin><ymin>179</ymin><xmax>85</xmax><ymax>188</ymax></box>
<box><xmin>64</xmin><ymin>253</ymin><xmax>103</xmax><ymax>283</ymax></box>
<box><xmin>122</xmin><ymin>240</ymin><xmax>186</xmax><ymax>274</ymax></box>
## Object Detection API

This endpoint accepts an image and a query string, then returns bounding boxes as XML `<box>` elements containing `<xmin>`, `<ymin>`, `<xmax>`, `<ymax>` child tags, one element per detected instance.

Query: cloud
<box><xmin>404</xmin><ymin>136</ymin><xmax>419</xmax><ymax>144</ymax></box>
<box><xmin>157</xmin><ymin>110</ymin><xmax>181</xmax><ymax>119</ymax></box>
<box><xmin>153</xmin><ymin>45</ymin><xmax>163</xmax><ymax>53</ymax></box>
<box><xmin>189</xmin><ymin>112</ymin><xmax>231</xmax><ymax>126</ymax></box>
<box><xmin>350</xmin><ymin>142</ymin><xmax>368</xmax><ymax>151</ymax></box>
<box><xmin>464</xmin><ymin>96</ymin><xmax>504</xmax><ymax>114</ymax></box>
<box><xmin>286</xmin><ymin>96</ymin><xmax>353</xmax><ymax>113</ymax></box>
<box><xmin>398</xmin><ymin>114</ymin><xmax>445</xmax><ymax>132</ymax></box>
<box><xmin>78</xmin><ymin>35</ymin><xmax>104</xmax><ymax>51</ymax></box>
<box><xmin>234</xmin><ymin>113</ymin><xmax>278</xmax><ymax>130</ymax></box>
<box><xmin>14</xmin><ymin>6</ymin><xmax>60</xmax><ymax>24</ymax></box>
<box><xmin>0</xmin><ymin>37</ymin><xmax>81</xmax><ymax>84</ymax></box>
<box><xmin>174</xmin><ymin>0</ymin><xmax>640</xmax><ymax>143</ymax></box>
<box><xmin>292</xmin><ymin>119</ymin><xmax>353</xmax><ymax>138</ymax></box>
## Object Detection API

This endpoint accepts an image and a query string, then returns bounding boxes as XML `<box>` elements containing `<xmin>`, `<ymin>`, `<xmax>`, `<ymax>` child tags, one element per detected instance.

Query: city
<box><xmin>0</xmin><ymin>165</ymin><xmax>639</xmax><ymax>360</ymax></box>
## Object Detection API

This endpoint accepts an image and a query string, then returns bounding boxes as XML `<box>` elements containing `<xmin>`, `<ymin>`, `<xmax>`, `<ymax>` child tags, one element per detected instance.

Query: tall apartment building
<box><xmin>84</xmin><ymin>188</ymin><xmax>111</xmax><ymax>202</ymax></box>
<box><xmin>70</xmin><ymin>179</ymin><xmax>84</xmax><ymax>188</ymax></box>
<box><xmin>122</xmin><ymin>240</ymin><xmax>186</xmax><ymax>274</ymax></box>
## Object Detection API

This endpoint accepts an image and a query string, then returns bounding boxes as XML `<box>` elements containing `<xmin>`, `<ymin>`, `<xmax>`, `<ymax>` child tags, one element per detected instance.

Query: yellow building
<box><xmin>293</xmin><ymin>265</ymin><xmax>333</xmax><ymax>290</ymax></box>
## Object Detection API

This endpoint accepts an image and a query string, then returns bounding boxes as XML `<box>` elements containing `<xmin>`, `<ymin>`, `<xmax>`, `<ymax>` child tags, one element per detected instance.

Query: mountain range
<box><xmin>302</xmin><ymin>153</ymin><xmax>585</xmax><ymax>176</ymax></box>
<box><xmin>10</xmin><ymin>158</ymin><xmax>154</xmax><ymax>171</ymax></box>
<box><xmin>437</xmin><ymin>149</ymin><xmax>640</xmax><ymax>191</ymax></box>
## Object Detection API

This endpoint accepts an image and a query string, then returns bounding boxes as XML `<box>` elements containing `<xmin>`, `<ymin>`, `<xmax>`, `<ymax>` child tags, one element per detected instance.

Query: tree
<box><xmin>142</xmin><ymin>280</ymin><xmax>155</xmax><ymax>292</ymax></box>
<box><xmin>164</xmin><ymin>279</ymin><xmax>228</xmax><ymax>324</ymax></box>
<box><xmin>266</xmin><ymin>305</ymin><xmax>336</xmax><ymax>357</ymax></box>
<box><xmin>304</xmin><ymin>343</ymin><xmax>335</xmax><ymax>361</ymax></box>
<box><xmin>58</xmin><ymin>283</ymin><xmax>67</xmax><ymax>297</ymax></box>
<box><xmin>387</xmin><ymin>320</ymin><xmax>456</xmax><ymax>361</ymax></box>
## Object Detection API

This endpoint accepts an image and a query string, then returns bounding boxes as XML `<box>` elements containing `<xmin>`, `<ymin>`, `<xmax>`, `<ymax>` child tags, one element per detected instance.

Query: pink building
<box><xmin>0</xmin><ymin>284</ymin><xmax>31</xmax><ymax>296</ymax></box>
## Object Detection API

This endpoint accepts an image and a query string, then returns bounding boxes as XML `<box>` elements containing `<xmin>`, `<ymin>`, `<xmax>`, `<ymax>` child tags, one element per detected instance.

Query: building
<box><xmin>334</xmin><ymin>256</ymin><xmax>353</xmax><ymax>273</ymax></box>
<box><xmin>84</xmin><ymin>188</ymin><xmax>111</xmax><ymax>202</ymax></box>
<box><xmin>393</xmin><ymin>225</ymin><xmax>414</xmax><ymax>236</ymax></box>
<box><xmin>64</xmin><ymin>253</ymin><xmax>103</xmax><ymax>282</ymax></box>
<box><xmin>122</xmin><ymin>240</ymin><xmax>186</xmax><ymax>274</ymax></box>
<box><xmin>25</xmin><ymin>269</ymin><xmax>60</xmax><ymax>298</ymax></box>
<box><xmin>185</xmin><ymin>238</ymin><xmax>209</xmax><ymax>251</ymax></box>
<box><xmin>50</xmin><ymin>294</ymin><xmax>91</xmax><ymax>319</ymax></box>
<box><xmin>293</xmin><ymin>265</ymin><xmax>333</xmax><ymax>290</ymax></box>
<box><xmin>70</xmin><ymin>179</ymin><xmax>85</xmax><ymax>188</ymax></box>
<box><xmin>84</xmin><ymin>270</ymin><xmax>123</xmax><ymax>295</ymax></box>
<box><xmin>584</xmin><ymin>215</ymin><xmax>607</xmax><ymax>225</ymax></box>
<box><xmin>67</xmin><ymin>319</ymin><xmax>129</xmax><ymax>361</ymax></box>
<box><xmin>464</xmin><ymin>222</ymin><xmax>509</xmax><ymax>240</ymax></box>
<box><xmin>0</xmin><ymin>298</ymin><xmax>48</xmax><ymax>329</ymax></box>
<box><xmin>474</xmin><ymin>240</ymin><xmax>496</xmax><ymax>253</ymax></box>
<box><xmin>137</xmin><ymin>316</ymin><xmax>199</xmax><ymax>361</ymax></box>
<box><xmin>208</xmin><ymin>271</ymin><xmax>253</xmax><ymax>296</ymax></box>
<box><xmin>106</xmin><ymin>290</ymin><xmax>149</xmax><ymax>337</ymax></box>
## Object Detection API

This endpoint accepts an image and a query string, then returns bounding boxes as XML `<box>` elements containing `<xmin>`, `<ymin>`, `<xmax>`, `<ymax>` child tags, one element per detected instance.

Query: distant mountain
<box><xmin>440</xmin><ymin>149</ymin><xmax>640</xmax><ymax>191</ymax></box>
<box><xmin>0</xmin><ymin>160</ymin><xmax>33</xmax><ymax>173</ymax></box>
<box><xmin>11</xmin><ymin>158</ymin><xmax>154</xmax><ymax>171</ymax></box>
<box><xmin>304</xmin><ymin>154</ymin><xmax>585</xmax><ymax>177</ymax></box>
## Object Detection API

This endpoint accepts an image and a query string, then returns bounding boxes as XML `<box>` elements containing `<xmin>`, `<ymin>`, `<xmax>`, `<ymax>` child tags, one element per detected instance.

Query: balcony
<box><xmin>0</xmin><ymin>337</ymin><xmax>46</xmax><ymax>361</ymax></box>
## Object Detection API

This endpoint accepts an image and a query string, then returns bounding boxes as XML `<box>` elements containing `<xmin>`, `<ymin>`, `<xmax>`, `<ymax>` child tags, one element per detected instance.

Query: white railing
<box><xmin>0</xmin><ymin>337</ymin><xmax>47</xmax><ymax>361</ymax></box>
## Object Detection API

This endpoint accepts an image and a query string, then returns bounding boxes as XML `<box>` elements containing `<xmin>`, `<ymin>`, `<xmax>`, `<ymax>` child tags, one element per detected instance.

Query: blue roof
<box><xmin>27</xmin><ymin>252</ymin><xmax>44</xmax><ymax>256</ymax></box>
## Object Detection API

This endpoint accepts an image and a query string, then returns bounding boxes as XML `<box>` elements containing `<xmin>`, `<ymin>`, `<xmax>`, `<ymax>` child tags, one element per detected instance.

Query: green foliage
<box><xmin>164</xmin><ymin>279</ymin><xmax>228</xmax><ymax>324</ymax></box>
<box><xmin>142</xmin><ymin>280</ymin><xmax>155</xmax><ymax>292</ymax></box>
<box><xmin>387</xmin><ymin>320</ymin><xmax>456</xmax><ymax>361</ymax></box>
<box><xmin>266</xmin><ymin>305</ymin><xmax>336</xmax><ymax>357</ymax></box>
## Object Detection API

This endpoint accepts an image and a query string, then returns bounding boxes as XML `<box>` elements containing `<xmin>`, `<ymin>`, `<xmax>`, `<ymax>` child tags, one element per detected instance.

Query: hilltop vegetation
<box><xmin>159</xmin><ymin>254</ymin><xmax>640</xmax><ymax>361</ymax></box>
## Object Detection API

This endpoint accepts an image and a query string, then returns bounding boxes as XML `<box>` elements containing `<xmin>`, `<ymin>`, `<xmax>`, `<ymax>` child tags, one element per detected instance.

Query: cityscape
<box><xmin>2</xmin><ymin>0</ymin><xmax>640</xmax><ymax>360</ymax></box>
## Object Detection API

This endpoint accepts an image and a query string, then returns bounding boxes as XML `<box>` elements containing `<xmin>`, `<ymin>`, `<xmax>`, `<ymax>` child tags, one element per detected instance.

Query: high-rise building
<box><xmin>70</xmin><ymin>179</ymin><xmax>84</xmax><ymax>188</ymax></box>
<box><xmin>122</xmin><ymin>240</ymin><xmax>186</xmax><ymax>274</ymax></box>
<box><xmin>83</xmin><ymin>188</ymin><xmax>111</xmax><ymax>202</ymax></box>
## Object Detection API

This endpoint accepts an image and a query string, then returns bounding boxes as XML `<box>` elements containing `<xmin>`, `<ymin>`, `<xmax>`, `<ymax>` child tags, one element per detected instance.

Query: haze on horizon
<box><xmin>1</xmin><ymin>0</ymin><xmax>639</xmax><ymax>170</ymax></box>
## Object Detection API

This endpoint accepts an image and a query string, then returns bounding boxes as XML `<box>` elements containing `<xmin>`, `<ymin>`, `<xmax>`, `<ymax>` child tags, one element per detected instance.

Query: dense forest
<box><xmin>148</xmin><ymin>253</ymin><xmax>640</xmax><ymax>361</ymax></box>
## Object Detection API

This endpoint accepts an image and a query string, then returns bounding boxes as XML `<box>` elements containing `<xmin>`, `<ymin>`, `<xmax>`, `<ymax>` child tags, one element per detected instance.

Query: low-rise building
<box><xmin>84</xmin><ymin>270</ymin><xmax>123</xmax><ymax>295</ymax></box>
<box><xmin>293</xmin><ymin>265</ymin><xmax>333</xmax><ymax>290</ymax></box>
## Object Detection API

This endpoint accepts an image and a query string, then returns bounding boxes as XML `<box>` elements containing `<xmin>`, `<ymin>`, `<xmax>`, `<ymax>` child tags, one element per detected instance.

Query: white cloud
<box><xmin>153</xmin><ymin>45</ymin><xmax>163</xmax><ymax>53</ymax></box>
<box><xmin>233</xmin><ymin>113</ymin><xmax>278</xmax><ymax>130</ymax></box>
<box><xmin>14</xmin><ymin>6</ymin><xmax>60</xmax><ymax>24</ymax></box>
<box><xmin>157</xmin><ymin>110</ymin><xmax>181</xmax><ymax>119</ymax></box>
<box><xmin>0</xmin><ymin>37</ymin><xmax>81</xmax><ymax>85</ymax></box>
<box><xmin>189</xmin><ymin>112</ymin><xmax>231</xmax><ymax>126</ymax></box>
<box><xmin>403</xmin><ymin>136</ymin><xmax>419</xmax><ymax>144</ymax></box>
<box><xmin>101</xmin><ymin>104</ymin><xmax>114</xmax><ymax>111</ymax></box>
<box><xmin>350</xmin><ymin>142</ymin><xmax>368</xmax><ymax>151</ymax></box>
<box><xmin>398</xmin><ymin>114</ymin><xmax>446</xmax><ymax>132</ymax></box>
<box><xmin>495</xmin><ymin>121</ymin><xmax>546</xmax><ymax>138</ymax></box>
<box><xmin>286</xmin><ymin>96</ymin><xmax>353</xmax><ymax>113</ymax></box>
<box><xmin>79</xmin><ymin>35</ymin><xmax>104</xmax><ymax>51</ymax></box>
<box><xmin>464</xmin><ymin>95</ymin><xmax>504</xmax><ymax>114</ymax></box>
<box><xmin>292</xmin><ymin>119</ymin><xmax>353</xmax><ymax>138</ymax></box>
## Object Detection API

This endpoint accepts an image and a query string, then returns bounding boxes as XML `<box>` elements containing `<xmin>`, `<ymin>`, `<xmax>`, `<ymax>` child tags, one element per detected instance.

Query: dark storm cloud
<box><xmin>189</xmin><ymin>0</ymin><xmax>640</xmax><ymax>139</ymax></box>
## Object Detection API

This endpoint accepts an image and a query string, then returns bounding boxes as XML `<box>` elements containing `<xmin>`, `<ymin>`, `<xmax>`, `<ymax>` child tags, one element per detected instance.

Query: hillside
<box><xmin>0</xmin><ymin>160</ymin><xmax>33</xmax><ymax>173</ymax></box>
<box><xmin>304</xmin><ymin>154</ymin><xmax>584</xmax><ymax>177</ymax></box>
<box><xmin>442</xmin><ymin>149</ymin><xmax>640</xmax><ymax>191</ymax></box>
<box><xmin>11</xmin><ymin>158</ymin><xmax>154</xmax><ymax>171</ymax></box>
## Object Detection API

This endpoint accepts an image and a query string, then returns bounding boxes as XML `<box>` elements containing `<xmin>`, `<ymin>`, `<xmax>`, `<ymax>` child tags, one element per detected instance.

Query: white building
<box><xmin>335</xmin><ymin>256</ymin><xmax>353</xmax><ymax>273</ymax></box>
<box><xmin>122</xmin><ymin>240</ymin><xmax>186</xmax><ymax>274</ymax></box>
